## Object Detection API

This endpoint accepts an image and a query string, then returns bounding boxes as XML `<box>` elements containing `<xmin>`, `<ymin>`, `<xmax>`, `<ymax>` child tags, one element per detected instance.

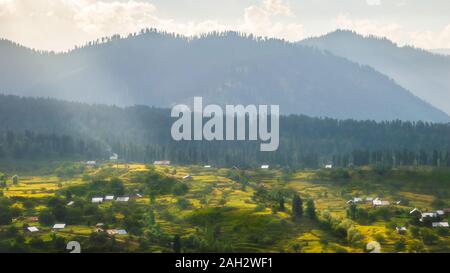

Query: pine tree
<box><xmin>306</xmin><ymin>199</ymin><xmax>316</xmax><ymax>219</ymax></box>
<box><xmin>173</xmin><ymin>235</ymin><xmax>181</xmax><ymax>253</ymax></box>
<box><xmin>292</xmin><ymin>194</ymin><xmax>303</xmax><ymax>219</ymax></box>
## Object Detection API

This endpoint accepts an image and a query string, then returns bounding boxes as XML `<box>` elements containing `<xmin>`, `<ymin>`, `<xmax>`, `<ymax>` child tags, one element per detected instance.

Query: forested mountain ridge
<box><xmin>0</xmin><ymin>30</ymin><xmax>449</xmax><ymax>122</ymax></box>
<box><xmin>301</xmin><ymin>30</ymin><xmax>450</xmax><ymax>115</ymax></box>
<box><xmin>1</xmin><ymin>94</ymin><xmax>450</xmax><ymax>168</ymax></box>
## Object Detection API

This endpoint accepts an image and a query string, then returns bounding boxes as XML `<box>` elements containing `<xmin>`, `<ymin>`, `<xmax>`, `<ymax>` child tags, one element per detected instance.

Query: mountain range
<box><xmin>0</xmin><ymin>29</ymin><xmax>449</xmax><ymax>122</ymax></box>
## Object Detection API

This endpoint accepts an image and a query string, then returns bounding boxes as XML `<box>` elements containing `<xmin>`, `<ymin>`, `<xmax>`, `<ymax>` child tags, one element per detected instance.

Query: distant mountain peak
<box><xmin>301</xmin><ymin>30</ymin><xmax>450</xmax><ymax>116</ymax></box>
<box><xmin>0</xmin><ymin>30</ymin><xmax>448</xmax><ymax>122</ymax></box>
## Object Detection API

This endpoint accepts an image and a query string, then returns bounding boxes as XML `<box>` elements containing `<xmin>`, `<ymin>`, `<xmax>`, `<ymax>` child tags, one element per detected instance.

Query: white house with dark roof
<box><xmin>27</xmin><ymin>226</ymin><xmax>39</xmax><ymax>233</ymax></box>
<box><xmin>409</xmin><ymin>208</ymin><xmax>421</xmax><ymax>216</ymax></box>
<box><xmin>116</xmin><ymin>229</ymin><xmax>127</xmax><ymax>235</ymax></box>
<box><xmin>105</xmin><ymin>195</ymin><xmax>115</xmax><ymax>201</ymax></box>
<box><xmin>53</xmin><ymin>224</ymin><xmax>66</xmax><ymax>230</ymax></box>
<box><xmin>153</xmin><ymin>160</ymin><xmax>170</xmax><ymax>165</ymax></box>
<box><xmin>396</xmin><ymin>226</ymin><xmax>407</xmax><ymax>234</ymax></box>
<box><xmin>373</xmin><ymin>198</ymin><xmax>390</xmax><ymax>207</ymax></box>
<box><xmin>92</xmin><ymin>197</ymin><xmax>104</xmax><ymax>204</ymax></box>
<box><xmin>86</xmin><ymin>161</ymin><xmax>97</xmax><ymax>166</ymax></box>
<box><xmin>183</xmin><ymin>175</ymin><xmax>193</xmax><ymax>181</ymax></box>
<box><xmin>432</xmin><ymin>222</ymin><xmax>449</xmax><ymax>228</ymax></box>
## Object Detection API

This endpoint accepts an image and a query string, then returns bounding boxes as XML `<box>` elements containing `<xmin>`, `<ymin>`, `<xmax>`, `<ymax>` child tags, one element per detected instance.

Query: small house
<box><xmin>110</xmin><ymin>153</ymin><xmax>119</xmax><ymax>161</ymax></box>
<box><xmin>420</xmin><ymin>212</ymin><xmax>438</xmax><ymax>223</ymax></box>
<box><xmin>261</xmin><ymin>165</ymin><xmax>269</xmax><ymax>169</ymax></box>
<box><xmin>396</xmin><ymin>227</ymin><xmax>407</xmax><ymax>234</ymax></box>
<box><xmin>106</xmin><ymin>229</ymin><xmax>127</xmax><ymax>235</ymax></box>
<box><xmin>53</xmin><ymin>224</ymin><xmax>66</xmax><ymax>230</ymax></box>
<box><xmin>67</xmin><ymin>201</ymin><xmax>75</xmax><ymax>206</ymax></box>
<box><xmin>86</xmin><ymin>161</ymin><xmax>97</xmax><ymax>166</ymax></box>
<box><xmin>204</xmin><ymin>165</ymin><xmax>212</xmax><ymax>168</ymax></box>
<box><xmin>116</xmin><ymin>229</ymin><xmax>127</xmax><ymax>235</ymax></box>
<box><xmin>409</xmin><ymin>208</ymin><xmax>421</xmax><ymax>217</ymax></box>
<box><xmin>27</xmin><ymin>226</ymin><xmax>39</xmax><ymax>233</ymax></box>
<box><xmin>183</xmin><ymin>175</ymin><xmax>193</xmax><ymax>181</ymax></box>
<box><xmin>12</xmin><ymin>175</ymin><xmax>19</xmax><ymax>185</ymax></box>
<box><xmin>347</xmin><ymin>197</ymin><xmax>363</xmax><ymax>204</ymax></box>
<box><xmin>436</xmin><ymin>210</ymin><xmax>445</xmax><ymax>217</ymax></box>
<box><xmin>373</xmin><ymin>198</ymin><xmax>390</xmax><ymax>207</ymax></box>
<box><xmin>325</xmin><ymin>164</ymin><xmax>333</xmax><ymax>169</ymax></box>
<box><xmin>92</xmin><ymin>197</ymin><xmax>104</xmax><ymax>204</ymax></box>
<box><xmin>26</xmin><ymin>216</ymin><xmax>39</xmax><ymax>222</ymax></box>
<box><xmin>153</xmin><ymin>160</ymin><xmax>171</xmax><ymax>166</ymax></box>
<box><xmin>421</xmin><ymin>212</ymin><xmax>437</xmax><ymax>218</ymax></box>
<box><xmin>106</xmin><ymin>229</ymin><xmax>117</xmax><ymax>235</ymax></box>
<box><xmin>105</xmin><ymin>195</ymin><xmax>115</xmax><ymax>201</ymax></box>
<box><xmin>432</xmin><ymin>222</ymin><xmax>449</xmax><ymax>228</ymax></box>
<box><xmin>116</xmin><ymin>197</ymin><xmax>130</xmax><ymax>202</ymax></box>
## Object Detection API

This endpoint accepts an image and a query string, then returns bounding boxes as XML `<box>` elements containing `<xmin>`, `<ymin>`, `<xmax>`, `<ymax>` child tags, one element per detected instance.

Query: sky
<box><xmin>0</xmin><ymin>0</ymin><xmax>449</xmax><ymax>52</ymax></box>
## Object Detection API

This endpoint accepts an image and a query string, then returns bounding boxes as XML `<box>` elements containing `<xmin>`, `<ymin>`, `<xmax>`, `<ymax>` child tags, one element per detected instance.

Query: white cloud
<box><xmin>366</xmin><ymin>0</ymin><xmax>381</xmax><ymax>6</ymax></box>
<box><xmin>0</xmin><ymin>0</ymin><xmax>304</xmax><ymax>51</ymax></box>
<box><xmin>263</xmin><ymin>0</ymin><xmax>293</xmax><ymax>16</ymax></box>
<box><xmin>1</xmin><ymin>0</ymin><xmax>446</xmax><ymax>51</ymax></box>
<box><xmin>240</xmin><ymin>0</ymin><xmax>303</xmax><ymax>41</ymax></box>
<box><xmin>409</xmin><ymin>24</ymin><xmax>450</xmax><ymax>49</ymax></box>
<box><xmin>333</xmin><ymin>14</ymin><xmax>450</xmax><ymax>49</ymax></box>
<box><xmin>334</xmin><ymin>14</ymin><xmax>403</xmax><ymax>40</ymax></box>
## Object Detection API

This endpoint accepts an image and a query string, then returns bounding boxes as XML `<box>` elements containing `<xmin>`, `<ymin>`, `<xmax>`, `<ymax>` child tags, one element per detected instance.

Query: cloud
<box><xmin>334</xmin><ymin>14</ymin><xmax>403</xmax><ymax>39</ymax></box>
<box><xmin>73</xmin><ymin>1</ymin><xmax>158</xmax><ymax>35</ymax></box>
<box><xmin>240</xmin><ymin>0</ymin><xmax>303</xmax><ymax>41</ymax></box>
<box><xmin>0</xmin><ymin>0</ymin><xmax>304</xmax><ymax>51</ymax></box>
<box><xmin>263</xmin><ymin>0</ymin><xmax>293</xmax><ymax>16</ymax></box>
<box><xmin>366</xmin><ymin>0</ymin><xmax>381</xmax><ymax>6</ymax></box>
<box><xmin>333</xmin><ymin>14</ymin><xmax>450</xmax><ymax>49</ymax></box>
<box><xmin>409</xmin><ymin>24</ymin><xmax>450</xmax><ymax>49</ymax></box>
<box><xmin>0</xmin><ymin>0</ymin><xmax>159</xmax><ymax>50</ymax></box>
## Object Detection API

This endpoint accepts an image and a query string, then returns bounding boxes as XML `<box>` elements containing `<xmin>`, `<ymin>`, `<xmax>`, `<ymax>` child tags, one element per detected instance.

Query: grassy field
<box><xmin>0</xmin><ymin>162</ymin><xmax>449</xmax><ymax>253</ymax></box>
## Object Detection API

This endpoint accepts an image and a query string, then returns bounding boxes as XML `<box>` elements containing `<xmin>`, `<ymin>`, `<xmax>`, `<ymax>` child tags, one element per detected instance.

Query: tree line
<box><xmin>1</xmin><ymin>94</ymin><xmax>450</xmax><ymax>168</ymax></box>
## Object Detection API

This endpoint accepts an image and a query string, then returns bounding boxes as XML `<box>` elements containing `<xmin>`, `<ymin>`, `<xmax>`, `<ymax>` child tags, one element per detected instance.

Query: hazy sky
<box><xmin>0</xmin><ymin>0</ymin><xmax>449</xmax><ymax>51</ymax></box>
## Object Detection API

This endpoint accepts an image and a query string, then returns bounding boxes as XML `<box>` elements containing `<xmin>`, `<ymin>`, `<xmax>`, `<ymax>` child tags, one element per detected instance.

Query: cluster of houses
<box><xmin>27</xmin><ymin>222</ymin><xmax>128</xmax><ymax>236</ymax></box>
<box><xmin>94</xmin><ymin>223</ymin><xmax>127</xmax><ymax>236</ymax></box>
<box><xmin>410</xmin><ymin>208</ymin><xmax>449</xmax><ymax>228</ymax></box>
<box><xmin>27</xmin><ymin>223</ymin><xmax>67</xmax><ymax>233</ymax></box>
<box><xmin>91</xmin><ymin>195</ymin><xmax>137</xmax><ymax>204</ymax></box>
<box><xmin>346</xmin><ymin>197</ymin><xmax>391</xmax><ymax>207</ymax></box>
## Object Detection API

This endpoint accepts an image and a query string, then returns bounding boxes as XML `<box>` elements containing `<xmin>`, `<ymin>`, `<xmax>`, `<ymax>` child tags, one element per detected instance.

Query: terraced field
<box><xmin>0</xmin><ymin>163</ymin><xmax>449</xmax><ymax>253</ymax></box>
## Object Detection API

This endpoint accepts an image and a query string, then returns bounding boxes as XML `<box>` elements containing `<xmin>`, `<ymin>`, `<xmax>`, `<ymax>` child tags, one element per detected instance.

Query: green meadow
<box><xmin>0</xmin><ymin>162</ymin><xmax>449</xmax><ymax>253</ymax></box>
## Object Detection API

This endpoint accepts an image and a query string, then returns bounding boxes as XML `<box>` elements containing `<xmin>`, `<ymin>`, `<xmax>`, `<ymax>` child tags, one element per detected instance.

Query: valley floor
<box><xmin>0</xmin><ymin>163</ymin><xmax>449</xmax><ymax>253</ymax></box>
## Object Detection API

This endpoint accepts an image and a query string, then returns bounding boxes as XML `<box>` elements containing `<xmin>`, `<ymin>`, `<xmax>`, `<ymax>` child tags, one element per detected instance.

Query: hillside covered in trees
<box><xmin>1</xmin><ymin>95</ymin><xmax>450</xmax><ymax>169</ymax></box>
<box><xmin>301</xmin><ymin>30</ymin><xmax>450</xmax><ymax>115</ymax></box>
<box><xmin>0</xmin><ymin>30</ymin><xmax>448</xmax><ymax>122</ymax></box>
